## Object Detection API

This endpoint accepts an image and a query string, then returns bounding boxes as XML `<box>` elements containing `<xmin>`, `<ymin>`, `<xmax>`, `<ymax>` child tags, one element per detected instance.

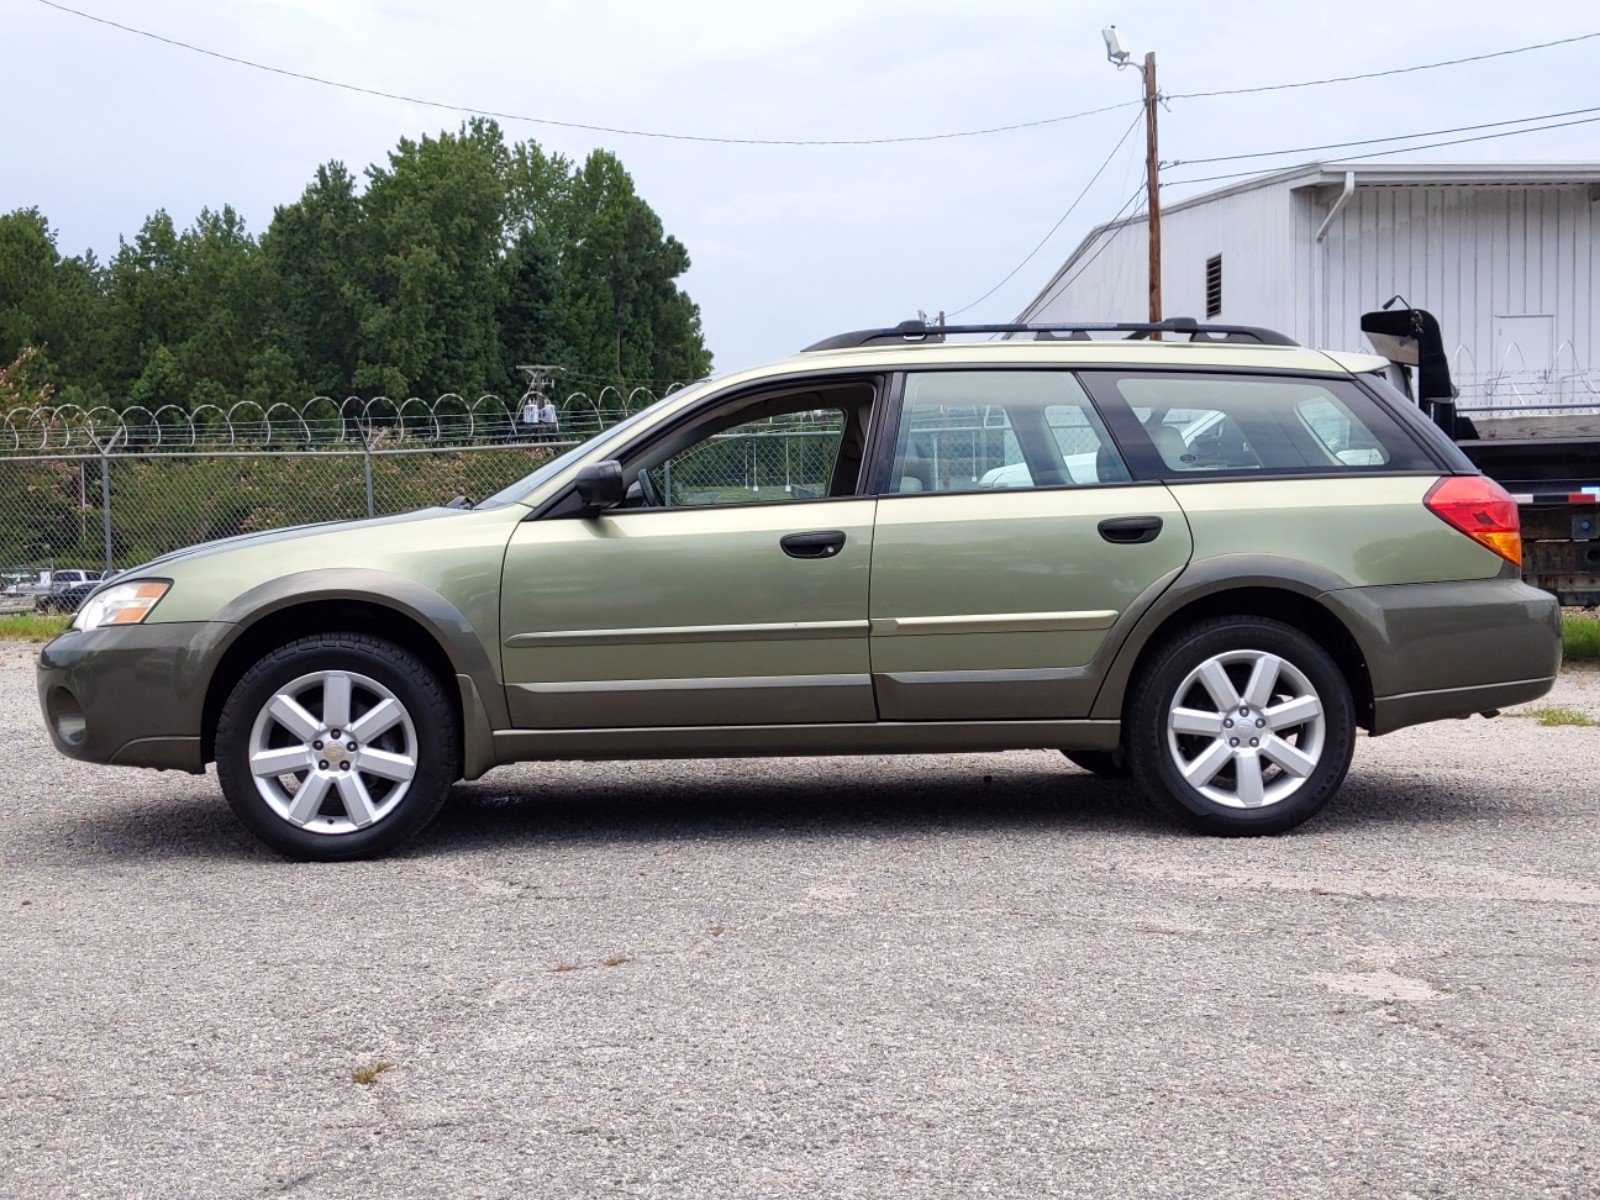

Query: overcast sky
<box><xmin>5</xmin><ymin>0</ymin><xmax>1598</xmax><ymax>377</ymax></box>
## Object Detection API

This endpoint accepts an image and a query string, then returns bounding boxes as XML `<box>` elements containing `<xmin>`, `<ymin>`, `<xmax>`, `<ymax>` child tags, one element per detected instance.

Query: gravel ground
<box><xmin>2</xmin><ymin>645</ymin><xmax>1596</xmax><ymax>1199</ymax></box>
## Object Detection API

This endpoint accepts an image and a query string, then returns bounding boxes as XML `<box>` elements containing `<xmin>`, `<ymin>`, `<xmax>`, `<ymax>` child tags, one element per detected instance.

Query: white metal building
<box><xmin>1016</xmin><ymin>162</ymin><xmax>1600</xmax><ymax>410</ymax></box>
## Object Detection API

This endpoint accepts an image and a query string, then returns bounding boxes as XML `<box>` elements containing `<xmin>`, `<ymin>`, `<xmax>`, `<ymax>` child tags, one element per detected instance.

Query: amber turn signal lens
<box><xmin>105</xmin><ymin>582</ymin><xmax>171</xmax><ymax>624</ymax></box>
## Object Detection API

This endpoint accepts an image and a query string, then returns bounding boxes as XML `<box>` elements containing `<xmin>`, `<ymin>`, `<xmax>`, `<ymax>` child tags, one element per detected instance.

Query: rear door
<box><xmin>867</xmin><ymin>369</ymin><xmax>1192</xmax><ymax>721</ymax></box>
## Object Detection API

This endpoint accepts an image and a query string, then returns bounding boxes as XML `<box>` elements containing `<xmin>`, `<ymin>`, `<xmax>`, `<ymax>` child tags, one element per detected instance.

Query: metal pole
<box><xmin>100</xmin><ymin>450</ymin><xmax>113</xmax><ymax>572</ymax></box>
<box><xmin>1143</xmin><ymin>51</ymin><xmax>1162</xmax><ymax>331</ymax></box>
<box><xmin>363</xmin><ymin>436</ymin><xmax>375</xmax><ymax>518</ymax></box>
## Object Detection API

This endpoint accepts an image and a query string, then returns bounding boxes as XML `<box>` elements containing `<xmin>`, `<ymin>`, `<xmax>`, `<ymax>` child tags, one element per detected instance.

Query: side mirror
<box><xmin>573</xmin><ymin>460</ymin><xmax>625</xmax><ymax>511</ymax></box>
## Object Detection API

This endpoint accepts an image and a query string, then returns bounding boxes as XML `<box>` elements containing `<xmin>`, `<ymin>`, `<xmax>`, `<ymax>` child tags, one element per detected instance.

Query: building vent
<box><xmin>1205</xmin><ymin>255</ymin><xmax>1223</xmax><ymax>318</ymax></box>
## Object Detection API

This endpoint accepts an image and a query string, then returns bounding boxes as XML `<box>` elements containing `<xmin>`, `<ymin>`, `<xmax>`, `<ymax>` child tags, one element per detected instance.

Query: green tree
<box><xmin>356</xmin><ymin>118</ymin><xmax>508</xmax><ymax>398</ymax></box>
<box><xmin>1</xmin><ymin>123</ymin><xmax>712</xmax><ymax>412</ymax></box>
<box><xmin>525</xmin><ymin>148</ymin><xmax>710</xmax><ymax>391</ymax></box>
<box><xmin>0</xmin><ymin>209</ymin><xmax>107</xmax><ymax>399</ymax></box>
<box><xmin>261</xmin><ymin>162</ymin><xmax>368</xmax><ymax>398</ymax></box>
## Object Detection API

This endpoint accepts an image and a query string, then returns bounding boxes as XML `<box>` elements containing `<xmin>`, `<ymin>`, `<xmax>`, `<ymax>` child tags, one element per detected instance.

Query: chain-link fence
<box><xmin>0</xmin><ymin>441</ymin><xmax>574</xmax><ymax>600</ymax></box>
<box><xmin>0</xmin><ymin>389</ymin><xmax>643</xmax><ymax>608</ymax></box>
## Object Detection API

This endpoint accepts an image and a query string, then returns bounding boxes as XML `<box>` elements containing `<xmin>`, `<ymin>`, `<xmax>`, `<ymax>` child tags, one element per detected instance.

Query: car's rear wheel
<box><xmin>1061</xmin><ymin>748</ymin><xmax>1129</xmax><ymax>777</ymax></box>
<box><xmin>1126</xmin><ymin>617</ymin><xmax>1355</xmax><ymax>836</ymax></box>
<box><xmin>215</xmin><ymin>633</ymin><xmax>458</xmax><ymax>860</ymax></box>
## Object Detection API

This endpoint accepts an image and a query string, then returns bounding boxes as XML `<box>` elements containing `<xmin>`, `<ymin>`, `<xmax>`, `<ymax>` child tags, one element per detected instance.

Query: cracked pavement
<box><xmin>2</xmin><ymin>644</ymin><xmax>1596</xmax><ymax>1198</ymax></box>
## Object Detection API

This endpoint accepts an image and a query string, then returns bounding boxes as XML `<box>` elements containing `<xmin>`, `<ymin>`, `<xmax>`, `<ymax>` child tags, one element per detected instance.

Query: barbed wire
<box><xmin>4</xmin><ymin>349</ymin><xmax>1596</xmax><ymax>457</ymax></box>
<box><xmin>0</xmin><ymin>385</ymin><xmax>693</xmax><ymax>455</ymax></box>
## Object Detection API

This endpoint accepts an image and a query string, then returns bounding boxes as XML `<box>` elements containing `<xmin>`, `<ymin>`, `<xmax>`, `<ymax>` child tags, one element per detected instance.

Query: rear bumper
<box><xmin>1322</xmin><ymin>576</ymin><xmax>1561</xmax><ymax>735</ymax></box>
<box><xmin>37</xmin><ymin>622</ymin><xmax>232</xmax><ymax>772</ymax></box>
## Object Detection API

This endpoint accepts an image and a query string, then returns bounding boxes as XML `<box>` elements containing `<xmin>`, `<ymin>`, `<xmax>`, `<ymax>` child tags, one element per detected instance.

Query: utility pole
<box><xmin>1106</xmin><ymin>29</ymin><xmax>1163</xmax><ymax>331</ymax></box>
<box><xmin>1142</xmin><ymin>51</ymin><xmax>1162</xmax><ymax>330</ymax></box>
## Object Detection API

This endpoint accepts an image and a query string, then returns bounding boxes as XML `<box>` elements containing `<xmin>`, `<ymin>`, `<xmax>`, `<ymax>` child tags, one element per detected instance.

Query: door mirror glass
<box><xmin>574</xmin><ymin>461</ymin><xmax>626</xmax><ymax>510</ymax></box>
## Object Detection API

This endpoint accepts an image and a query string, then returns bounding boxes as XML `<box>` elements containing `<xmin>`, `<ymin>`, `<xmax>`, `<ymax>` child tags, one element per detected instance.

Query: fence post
<box><xmin>100</xmin><ymin>452</ymin><xmax>113</xmax><ymax>571</ymax></box>
<box><xmin>362</xmin><ymin>433</ymin><xmax>375</xmax><ymax>519</ymax></box>
<box><xmin>88</xmin><ymin>427</ymin><xmax>125</xmax><ymax>571</ymax></box>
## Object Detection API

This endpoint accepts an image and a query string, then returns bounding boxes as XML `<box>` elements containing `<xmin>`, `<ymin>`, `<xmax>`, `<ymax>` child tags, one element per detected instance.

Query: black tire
<box><xmin>1126</xmin><ymin>616</ymin><xmax>1355</xmax><ymax>836</ymax></box>
<box><xmin>215</xmin><ymin>633</ymin><xmax>459</xmax><ymax>861</ymax></box>
<box><xmin>1061</xmin><ymin>748</ymin><xmax>1129</xmax><ymax>778</ymax></box>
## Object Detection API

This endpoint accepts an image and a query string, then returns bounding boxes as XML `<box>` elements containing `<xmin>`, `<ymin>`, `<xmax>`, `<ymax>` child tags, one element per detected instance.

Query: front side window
<box><xmin>886</xmin><ymin>370</ymin><xmax>1128</xmax><ymax>494</ymax></box>
<box><xmin>1085</xmin><ymin>372</ymin><xmax>1435</xmax><ymax>478</ymax></box>
<box><xmin>646</xmin><ymin>409</ymin><xmax>846</xmax><ymax>507</ymax></box>
<box><xmin>608</xmin><ymin>378</ymin><xmax>877</xmax><ymax>510</ymax></box>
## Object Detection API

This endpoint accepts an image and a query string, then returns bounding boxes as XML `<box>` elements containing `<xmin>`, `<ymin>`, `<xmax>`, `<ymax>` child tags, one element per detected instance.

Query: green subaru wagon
<box><xmin>39</xmin><ymin>320</ymin><xmax>1561</xmax><ymax>859</ymax></box>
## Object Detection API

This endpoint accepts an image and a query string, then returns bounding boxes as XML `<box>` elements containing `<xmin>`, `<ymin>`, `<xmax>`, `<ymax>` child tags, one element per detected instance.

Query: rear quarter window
<box><xmin>1082</xmin><ymin>371</ymin><xmax>1438</xmax><ymax>480</ymax></box>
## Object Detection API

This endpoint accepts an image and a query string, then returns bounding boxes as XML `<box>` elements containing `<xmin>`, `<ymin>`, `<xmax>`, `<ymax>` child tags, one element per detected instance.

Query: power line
<box><xmin>947</xmin><ymin>112</ymin><xmax>1144</xmax><ymax>317</ymax></box>
<box><xmin>1162</xmin><ymin>113</ymin><xmax>1600</xmax><ymax>188</ymax></box>
<box><xmin>39</xmin><ymin>0</ymin><xmax>1596</xmax><ymax>147</ymax></box>
<box><xmin>28</xmin><ymin>0</ymin><xmax>1137</xmax><ymax>146</ymax></box>
<box><xmin>1169</xmin><ymin>30</ymin><xmax>1600</xmax><ymax>99</ymax></box>
<box><xmin>1045</xmin><ymin>186</ymin><xmax>1149</xmax><ymax>308</ymax></box>
<box><xmin>1166</xmin><ymin>103</ymin><xmax>1600</xmax><ymax>169</ymax></box>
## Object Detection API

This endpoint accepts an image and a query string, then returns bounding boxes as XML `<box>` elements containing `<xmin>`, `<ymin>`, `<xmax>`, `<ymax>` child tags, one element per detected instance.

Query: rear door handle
<box><xmin>1098</xmin><ymin>516</ymin><xmax>1163</xmax><ymax>545</ymax></box>
<box><xmin>780</xmin><ymin>530</ymin><xmax>846</xmax><ymax>559</ymax></box>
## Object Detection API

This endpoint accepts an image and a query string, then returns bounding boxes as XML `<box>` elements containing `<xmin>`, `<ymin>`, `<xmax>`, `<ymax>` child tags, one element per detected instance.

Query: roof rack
<box><xmin>801</xmin><ymin>317</ymin><xmax>1298</xmax><ymax>352</ymax></box>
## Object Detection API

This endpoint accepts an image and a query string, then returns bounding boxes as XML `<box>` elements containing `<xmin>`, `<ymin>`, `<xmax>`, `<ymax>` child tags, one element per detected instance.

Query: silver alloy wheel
<box><xmin>246</xmin><ymin>669</ymin><xmax>418</xmax><ymax>836</ymax></box>
<box><xmin>1165</xmin><ymin>649</ymin><xmax>1325</xmax><ymax>810</ymax></box>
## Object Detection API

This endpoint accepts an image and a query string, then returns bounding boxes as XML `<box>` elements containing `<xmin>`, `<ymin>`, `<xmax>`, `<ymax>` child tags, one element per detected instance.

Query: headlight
<box><xmin>71</xmin><ymin>580</ymin><xmax>171</xmax><ymax>632</ymax></box>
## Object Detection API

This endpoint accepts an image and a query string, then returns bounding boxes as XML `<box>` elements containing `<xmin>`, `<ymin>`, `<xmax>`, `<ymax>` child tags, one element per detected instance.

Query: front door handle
<box><xmin>1098</xmin><ymin>515</ymin><xmax>1163</xmax><ymax>545</ymax></box>
<box><xmin>780</xmin><ymin>530</ymin><xmax>846</xmax><ymax>559</ymax></box>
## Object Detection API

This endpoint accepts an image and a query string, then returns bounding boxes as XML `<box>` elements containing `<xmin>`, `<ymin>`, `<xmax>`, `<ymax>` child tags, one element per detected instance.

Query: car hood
<box><xmin>128</xmin><ymin>506</ymin><xmax>474</xmax><ymax>576</ymax></box>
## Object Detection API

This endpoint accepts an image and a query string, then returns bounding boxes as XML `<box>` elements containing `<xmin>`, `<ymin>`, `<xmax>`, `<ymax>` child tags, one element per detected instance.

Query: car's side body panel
<box><xmin>1322</xmin><ymin>576</ymin><xmax>1561</xmax><ymax>733</ymax></box>
<box><xmin>1170</xmin><ymin>476</ymin><xmax>1504</xmax><ymax>586</ymax></box>
<box><xmin>146</xmin><ymin>505</ymin><xmax>520</xmax><ymax>655</ymax></box>
<box><xmin>490</xmin><ymin>716</ymin><xmax>1122</xmax><ymax>762</ymax></box>
<box><xmin>866</xmin><ymin>485</ymin><xmax>1192</xmax><ymax>719</ymax></box>
<box><xmin>500</xmin><ymin>498</ymin><xmax>878</xmax><ymax>728</ymax></box>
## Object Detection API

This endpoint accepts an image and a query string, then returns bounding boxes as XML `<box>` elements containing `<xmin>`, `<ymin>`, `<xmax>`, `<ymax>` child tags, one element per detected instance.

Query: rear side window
<box><xmin>885</xmin><ymin>370</ymin><xmax>1129</xmax><ymax>494</ymax></box>
<box><xmin>1082</xmin><ymin>372</ymin><xmax>1436</xmax><ymax>479</ymax></box>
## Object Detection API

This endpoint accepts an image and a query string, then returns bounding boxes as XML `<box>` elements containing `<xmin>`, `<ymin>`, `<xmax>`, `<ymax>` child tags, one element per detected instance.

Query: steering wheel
<box><xmin>636</xmin><ymin>466</ymin><xmax>665</xmax><ymax>508</ymax></box>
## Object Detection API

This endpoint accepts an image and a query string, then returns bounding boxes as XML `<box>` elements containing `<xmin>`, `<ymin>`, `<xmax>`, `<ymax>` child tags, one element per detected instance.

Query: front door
<box><xmin>868</xmin><ymin>369</ymin><xmax>1192</xmax><ymax>721</ymax></box>
<box><xmin>500</xmin><ymin>381</ymin><xmax>881</xmax><ymax>728</ymax></box>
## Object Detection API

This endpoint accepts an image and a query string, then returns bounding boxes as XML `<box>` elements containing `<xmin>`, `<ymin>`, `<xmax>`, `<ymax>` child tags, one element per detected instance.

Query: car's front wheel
<box><xmin>1126</xmin><ymin>617</ymin><xmax>1355</xmax><ymax>836</ymax></box>
<box><xmin>215</xmin><ymin>633</ymin><xmax>459</xmax><ymax>860</ymax></box>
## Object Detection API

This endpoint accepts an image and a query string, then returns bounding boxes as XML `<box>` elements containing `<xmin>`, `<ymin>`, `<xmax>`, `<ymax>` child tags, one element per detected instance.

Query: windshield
<box><xmin>474</xmin><ymin>380</ymin><xmax>718</xmax><ymax>508</ymax></box>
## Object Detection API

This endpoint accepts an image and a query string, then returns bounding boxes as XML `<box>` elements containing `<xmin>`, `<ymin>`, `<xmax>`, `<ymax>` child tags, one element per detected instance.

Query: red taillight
<box><xmin>1424</xmin><ymin>475</ymin><xmax>1522</xmax><ymax>565</ymax></box>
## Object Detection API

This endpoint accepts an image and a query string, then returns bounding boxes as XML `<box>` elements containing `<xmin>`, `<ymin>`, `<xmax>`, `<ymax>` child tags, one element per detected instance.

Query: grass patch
<box><xmin>1564</xmin><ymin>612</ymin><xmax>1600</xmax><ymax>664</ymax></box>
<box><xmin>0</xmin><ymin>612</ymin><xmax>70</xmax><ymax>641</ymax></box>
<box><xmin>1527</xmin><ymin>705</ymin><xmax>1597</xmax><ymax>728</ymax></box>
<box><xmin>351</xmin><ymin>1061</ymin><xmax>393</xmax><ymax>1086</ymax></box>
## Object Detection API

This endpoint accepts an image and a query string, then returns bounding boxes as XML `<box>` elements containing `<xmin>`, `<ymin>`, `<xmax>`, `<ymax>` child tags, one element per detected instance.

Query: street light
<box><xmin>1102</xmin><ymin>26</ymin><xmax>1131</xmax><ymax>66</ymax></box>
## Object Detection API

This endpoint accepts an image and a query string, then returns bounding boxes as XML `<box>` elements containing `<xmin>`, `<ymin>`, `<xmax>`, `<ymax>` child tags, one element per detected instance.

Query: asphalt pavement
<box><xmin>2</xmin><ymin>644</ymin><xmax>1596</xmax><ymax>1199</ymax></box>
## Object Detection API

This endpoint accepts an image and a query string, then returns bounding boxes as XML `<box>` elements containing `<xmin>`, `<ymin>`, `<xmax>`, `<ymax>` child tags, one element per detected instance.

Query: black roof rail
<box><xmin>801</xmin><ymin>318</ymin><xmax>1298</xmax><ymax>352</ymax></box>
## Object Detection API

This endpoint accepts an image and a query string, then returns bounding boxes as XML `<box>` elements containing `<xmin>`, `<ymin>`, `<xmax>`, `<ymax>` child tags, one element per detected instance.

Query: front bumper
<box><xmin>37</xmin><ymin>622</ymin><xmax>234</xmax><ymax>772</ymax></box>
<box><xmin>1322</xmin><ymin>576</ymin><xmax>1562</xmax><ymax>735</ymax></box>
